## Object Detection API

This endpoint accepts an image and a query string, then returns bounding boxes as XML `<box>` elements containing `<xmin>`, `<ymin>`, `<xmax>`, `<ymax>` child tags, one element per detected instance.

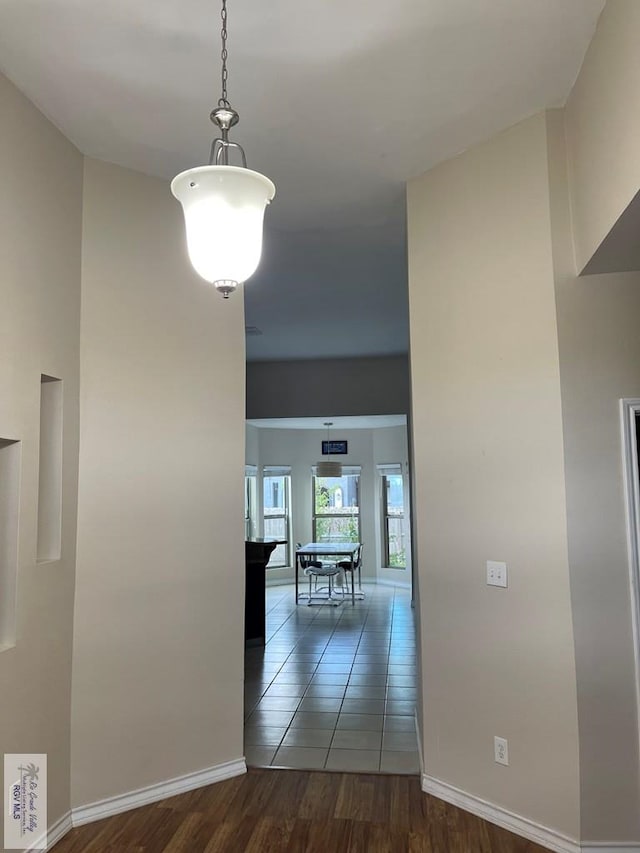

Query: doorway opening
<box><xmin>620</xmin><ymin>399</ymin><xmax>640</xmax><ymax>737</ymax></box>
<box><xmin>243</xmin><ymin>415</ymin><xmax>418</xmax><ymax>774</ymax></box>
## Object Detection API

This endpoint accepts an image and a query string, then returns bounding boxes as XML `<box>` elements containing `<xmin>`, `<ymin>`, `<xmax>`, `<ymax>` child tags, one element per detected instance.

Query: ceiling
<box><xmin>0</xmin><ymin>0</ymin><xmax>605</xmax><ymax>361</ymax></box>
<box><xmin>581</xmin><ymin>189</ymin><xmax>640</xmax><ymax>276</ymax></box>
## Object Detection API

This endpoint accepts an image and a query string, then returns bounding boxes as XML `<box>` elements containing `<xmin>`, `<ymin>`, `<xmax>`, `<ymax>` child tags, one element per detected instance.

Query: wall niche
<box><xmin>37</xmin><ymin>375</ymin><xmax>63</xmax><ymax>563</ymax></box>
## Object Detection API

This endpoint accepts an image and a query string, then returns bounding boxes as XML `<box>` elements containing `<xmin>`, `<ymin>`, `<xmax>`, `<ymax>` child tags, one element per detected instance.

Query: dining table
<box><xmin>295</xmin><ymin>542</ymin><xmax>364</xmax><ymax>606</ymax></box>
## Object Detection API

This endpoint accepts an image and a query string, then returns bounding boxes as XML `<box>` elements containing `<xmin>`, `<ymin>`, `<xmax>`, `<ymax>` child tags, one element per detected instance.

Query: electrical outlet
<box><xmin>486</xmin><ymin>560</ymin><xmax>507</xmax><ymax>588</ymax></box>
<box><xmin>494</xmin><ymin>736</ymin><xmax>509</xmax><ymax>766</ymax></box>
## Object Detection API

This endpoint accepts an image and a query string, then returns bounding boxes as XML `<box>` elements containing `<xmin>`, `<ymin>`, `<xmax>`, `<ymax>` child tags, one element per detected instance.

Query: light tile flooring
<box><xmin>244</xmin><ymin>582</ymin><xmax>419</xmax><ymax>774</ymax></box>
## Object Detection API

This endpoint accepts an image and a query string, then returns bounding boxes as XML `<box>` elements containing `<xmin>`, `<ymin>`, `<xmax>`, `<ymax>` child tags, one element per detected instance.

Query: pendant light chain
<box><xmin>219</xmin><ymin>0</ymin><xmax>230</xmax><ymax>108</ymax></box>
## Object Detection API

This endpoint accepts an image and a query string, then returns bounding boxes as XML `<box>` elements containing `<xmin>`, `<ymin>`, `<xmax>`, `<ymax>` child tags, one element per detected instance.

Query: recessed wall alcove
<box><xmin>37</xmin><ymin>374</ymin><xmax>63</xmax><ymax>563</ymax></box>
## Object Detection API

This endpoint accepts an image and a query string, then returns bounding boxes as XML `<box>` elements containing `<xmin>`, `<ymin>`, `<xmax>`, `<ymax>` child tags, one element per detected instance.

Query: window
<box><xmin>313</xmin><ymin>466</ymin><xmax>361</xmax><ymax>543</ymax></box>
<box><xmin>244</xmin><ymin>465</ymin><xmax>257</xmax><ymax>539</ymax></box>
<box><xmin>263</xmin><ymin>466</ymin><xmax>291</xmax><ymax>566</ymax></box>
<box><xmin>379</xmin><ymin>464</ymin><xmax>406</xmax><ymax>568</ymax></box>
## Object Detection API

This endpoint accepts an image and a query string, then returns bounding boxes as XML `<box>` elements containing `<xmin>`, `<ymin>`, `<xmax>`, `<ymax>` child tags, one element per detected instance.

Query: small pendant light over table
<box><xmin>316</xmin><ymin>422</ymin><xmax>343</xmax><ymax>478</ymax></box>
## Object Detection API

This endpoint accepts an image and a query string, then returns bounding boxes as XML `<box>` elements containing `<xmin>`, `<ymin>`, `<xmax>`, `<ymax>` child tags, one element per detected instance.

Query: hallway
<box><xmin>244</xmin><ymin>583</ymin><xmax>419</xmax><ymax>773</ymax></box>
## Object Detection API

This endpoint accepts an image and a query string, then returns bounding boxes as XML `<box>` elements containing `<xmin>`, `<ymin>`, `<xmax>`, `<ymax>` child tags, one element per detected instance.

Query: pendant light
<box><xmin>316</xmin><ymin>422</ymin><xmax>343</xmax><ymax>478</ymax></box>
<box><xmin>171</xmin><ymin>0</ymin><xmax>275</xmax><ymax>298</ymax></box>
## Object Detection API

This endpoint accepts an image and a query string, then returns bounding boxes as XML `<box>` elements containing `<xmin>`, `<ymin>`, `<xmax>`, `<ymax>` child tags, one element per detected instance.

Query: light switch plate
<box><xmin>486</xmin><ymin>560</ymin><xmax>507</xmax><ymax>588</ymax></box>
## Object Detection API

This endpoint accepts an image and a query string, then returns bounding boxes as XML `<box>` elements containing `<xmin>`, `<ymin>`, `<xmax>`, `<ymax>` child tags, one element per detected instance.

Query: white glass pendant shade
<box><xmin>316</xmin><ymin>461</ymin><xmax>342</xmax><ymax>478</ymax></box>
<box><xmin>171</xmin><ymin>165</ymin><xmax>275</xmax><ymax>286</ymax></box>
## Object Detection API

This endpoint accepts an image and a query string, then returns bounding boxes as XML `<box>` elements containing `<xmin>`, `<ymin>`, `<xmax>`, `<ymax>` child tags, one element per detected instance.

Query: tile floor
<box><xmin>244</xmin><ymin>582</ymin><xmax>419</xmax><ymax>774</ymax></box>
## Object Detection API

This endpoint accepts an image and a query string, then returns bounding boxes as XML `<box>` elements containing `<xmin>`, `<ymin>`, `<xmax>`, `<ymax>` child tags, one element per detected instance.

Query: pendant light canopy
<box><xmin>171</xmin><ymin>0</ymin><xmax>275</xmax><ymax>299</ymax></box>
<box><xmin>316</xmin><ymin>422</ymin><xmax>343</xmax><ymax>478</ymax></box>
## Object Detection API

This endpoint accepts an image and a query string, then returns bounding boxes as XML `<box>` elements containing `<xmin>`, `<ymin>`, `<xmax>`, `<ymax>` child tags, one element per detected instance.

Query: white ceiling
<box><xmin>247</xmin><ymin>415</ymin><xmax>407</xmax><ymax>431</ymax></box>
<box><xmin>0</xmin><ymin>0</ymin><xmax>605</xmax><ymax>360</ymax></box>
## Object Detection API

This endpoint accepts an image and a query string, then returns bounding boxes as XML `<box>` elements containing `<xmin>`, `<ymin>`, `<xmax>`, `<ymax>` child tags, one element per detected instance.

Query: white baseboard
<box><xmin>422</xmin><ymin>774</ymin><xmax>580</xmax><ymax>853</ymax></box>
<box><xmin>47</xmin><ymin>811</ymin><xmax>73</xmax><ymax>851</ymax></box>
<box><xmin>72</xmin><ymin>758</ymin><xmax>246</xmax><ymax>827</ymax></box>
<box><xmin>25</xmin><ymin>809</ymin><xmax>73</xmax><ymax>851</ymax></box>
<box><xmin>582</xmin><ymin>846</ymin><xmax>640</xmax><ymax>852</ymax></box>
<box><xmin>414</xmin><ymin>710</ymin><xmax>424</xmax><ymax>778</ymax></box>
<box><xmin>376</xmin><ymin>578</ymin><xmax>411</xmax><ymax>588</ymax></box>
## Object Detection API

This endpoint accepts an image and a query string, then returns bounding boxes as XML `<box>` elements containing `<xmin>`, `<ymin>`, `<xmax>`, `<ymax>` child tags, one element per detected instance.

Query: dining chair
<box><xmin>337</xmin><ymin>543</ymin><xmax>364</xmax><ymax>603</ymax></box>
<box><xmin>298</xmin><ymin>543</ymin><xmax>344</xmax><ymax>606</ymax></box>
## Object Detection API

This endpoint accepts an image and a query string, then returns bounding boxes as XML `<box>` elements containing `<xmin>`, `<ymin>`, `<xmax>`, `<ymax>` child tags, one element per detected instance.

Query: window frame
<box><xmin>379</xmin><ymin>465</ymin><xmax>406</xmax><ymax>569</ymax></box>
<box><xmin>244</xmin><ymin>465</ymin><xmax>257</xmax><ymax>540</ymax></box>
<box><xmin>312</xmin><ymin>466</ymin><xmax>361</xmax><ymax>543</ymax></box>
<box><xmin>262</xmin><ymin>466</ymin><xmax>292</xmax><ymax>567</ymax></box>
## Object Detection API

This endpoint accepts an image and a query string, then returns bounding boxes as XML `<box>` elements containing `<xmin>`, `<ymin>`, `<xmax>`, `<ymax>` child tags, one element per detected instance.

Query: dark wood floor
<box><xmin>52</xmin><ymin>768</ymin><xmax>549</xmax><ymax>852</ymax></box>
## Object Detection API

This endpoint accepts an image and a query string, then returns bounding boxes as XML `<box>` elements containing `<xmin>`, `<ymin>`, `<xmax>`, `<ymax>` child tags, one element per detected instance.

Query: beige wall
<box><xmin>246</xmin><ymin>423</ymin><xmax>259</xmax><ymax>467</ymax></box>
<box><xmin>565</xmin><ymin>0</ymin><xmax>640</xmax><ymax>272</ymax></box>
<box><xmin>246</xmin><ymin>356</ymin><xmax>410</xmax><ymax>420</ymax></box>
<box><xmin>0</xmin><ymin>73</ymin><xmax>83</xmax><ymax>830</ymax></box>
<box><xmin>407</xmin><ymin>114</ymin><xmax>581</xmax><ymax>837</ymax></box>
<box><xmin>548</xmin><ymin>109</ymin><xmax>640</xmax><ymax>840</ymax></box>
<box><xmin>71</xmin><ymin>159</ymin><xmax>246</xmax><ymax>806</ymax></box>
